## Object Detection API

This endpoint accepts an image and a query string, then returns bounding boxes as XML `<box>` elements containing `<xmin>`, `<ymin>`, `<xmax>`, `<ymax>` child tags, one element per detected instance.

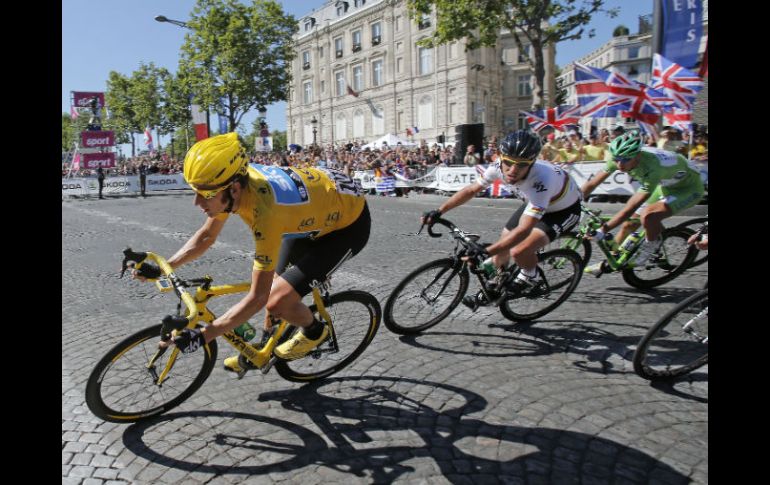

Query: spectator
<box><xmin>463</xmin><ymin>144</ymin><xmax>481</xmax><ymax>166</ymax></box>
<box><xmin>97</xmin><ymin>166</ymin><xmax>105</xmax><ymax>199</ymax></box>
<box><xmin>656</xmin><ymin>127</ymin><xmax>688</xmax><ymax>156</ymax></box>
<box><xmin>540</xmin><ymin>132</ymin><xmax>560</xmax><ymax>161</ymax></box>
<box><xmin>690</xmin><ymin>133</ymin><xmax>708</xmax><ymax>162</ymax></box>
<box><xmin>582</xmin><ymin>133</ymin><xmax>607</xmax><ymax>161</ymax></box>
<box><xmin>139</xmin><ymin>162</ymin><xmax>148</xmax><ymax>197</ymax></box>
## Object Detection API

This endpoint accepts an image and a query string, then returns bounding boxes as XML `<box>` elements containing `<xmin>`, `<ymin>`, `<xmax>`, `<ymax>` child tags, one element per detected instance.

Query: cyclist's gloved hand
<box><xmin>465</xmin><ymin>243</ymin><xmax>489</xmax><ymax>263</ymax></box>
<box><xmin>422</xmin><ymin>209</ymin><xmax>442</xmax><ymax>225</ymax></box>
<box><xmin>592</xmin><ymin>229</ymin><xmax>608</xmax><ymax>241</ymax></box>
<box><xmin>173</xmin><ymin>328</ymin><xmax>205</xmax><ymax>354</ymax></box>
<box><xmin>134</xmin><ymin>263</ymin><xmax>161</xmax><ymax>280</ymax></box>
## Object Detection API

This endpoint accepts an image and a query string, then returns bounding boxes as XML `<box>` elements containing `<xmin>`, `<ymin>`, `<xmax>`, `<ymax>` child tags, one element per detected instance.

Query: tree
<box><xmin>178</xmin><ymin>0</ymin><xmax>298</xmax><ymax>131</ymax></box>
<box><xmin>161</xmin><ymin>71</ymin><xmax>194</xmax><ymax>153</ymax></box>
<box><xmin>612</xmin><ymin>24</ymin><xmax>630</xmax><ymax>37</ymax></box>
<box><xmin>130</xmin><ymin>62</ymin><xmax>170</xmax><ymax>149</ymax></box>
<box><xmin>271</xmin><ymin>130</ymin><xmax>287</xmax><ymax>152</ymax></box>
<box><xmin>408</xmin><ymin>0</ymin><xmax>618</xmax><ymax>109</ymax></box>
<box><xmin>553</xmin><ymin>66</ymin><xmax>568</xmax><ymax>106</ymax></box>
<box><xmin>62</xmin><ymin>113</ymin><xmax>90</xmax><ymax>153</ymax></box>
<box><xmin>105</xmin><ymin>71</ymin><xmax>144</xmax><ymax>157</ymax></box>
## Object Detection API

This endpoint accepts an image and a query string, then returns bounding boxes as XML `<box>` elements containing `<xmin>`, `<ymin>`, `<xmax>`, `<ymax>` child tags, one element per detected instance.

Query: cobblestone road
<box><xmin>63</xmin><ymin>192</ymin><xmax>707</xmax><ymax>484</ymax></box>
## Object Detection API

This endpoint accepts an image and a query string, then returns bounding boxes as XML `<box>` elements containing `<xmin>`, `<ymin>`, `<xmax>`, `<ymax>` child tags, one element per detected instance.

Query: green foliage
<box><xmin>612</xmin><ymin>24</ymin><xmax>630</xmax><ymax>37</ymax></box>
<box><xmin>178</xmin><ymin>0</ymin><xmax>298</xmax><ymax>131</ymax></box>
<box><xmin>61</xmin><ymin>112</ymin><xmax>90</xmax><ymax>152</ymax></box>
<box><xmin>553</xmin><ymin>65</ymin><xmax>568</xmax><ymax>106</ymax></box>
<box><xmin>408</xmin><ymin>0</ymin><xmax>618</xmax><ymax>108</ymax></box>
<box><xmin>271</xmin><ymin>130</ymin><xmax>287</xmax><ymax>152</ymax></box>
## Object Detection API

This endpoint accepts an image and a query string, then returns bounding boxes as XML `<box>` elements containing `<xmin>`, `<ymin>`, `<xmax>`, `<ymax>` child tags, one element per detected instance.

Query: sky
<box><xmin>62</xmin><ymin>0</ymin><xmax>651</xmax><ymax>154</ymax></box>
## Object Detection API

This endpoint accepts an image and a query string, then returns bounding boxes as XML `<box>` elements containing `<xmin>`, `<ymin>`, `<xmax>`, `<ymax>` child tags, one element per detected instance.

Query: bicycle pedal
<box><xmin>461</xmin><ymin>295</ymin><xmax>480</xmax><ymax>312</ymax></box>
<box><xmin>260</xmin><ymin>356</ymin><xmax>277</xmax><ymax>375</ymax></box>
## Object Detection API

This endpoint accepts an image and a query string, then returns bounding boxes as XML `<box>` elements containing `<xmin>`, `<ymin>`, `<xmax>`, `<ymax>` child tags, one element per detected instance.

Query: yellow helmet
<box><xmin>183</xmin><ymin>132</ymin><xmax>248</xmax><ymax>198</ymax></box>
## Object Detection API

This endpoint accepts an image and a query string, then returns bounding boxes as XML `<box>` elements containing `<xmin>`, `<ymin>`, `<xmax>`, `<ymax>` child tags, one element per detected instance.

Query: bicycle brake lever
<box><xmin>120</xmin><ymin>247</ymin><xmax>148</xmax><ymax>278</ymax></box>
<box><xmin>417</xmin><ymin>222</ymin><xmax>426</xmax><ymax>235</ymax></box>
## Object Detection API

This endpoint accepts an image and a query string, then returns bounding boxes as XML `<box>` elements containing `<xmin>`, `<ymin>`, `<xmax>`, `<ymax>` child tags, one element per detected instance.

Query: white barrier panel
<box><xmin>63</xmin><ymin>174</ymin><xmax>191</xmax><ymax>197</ymax></box>
<box><xmin>562</xmin><ymin>162</ymin><xmax>639</xmax><ymax>196</ymax></box>
<box><xmin>435</xmin><ymin>166</ymin><xmax>482</xmax><ymax>192</ymax></box>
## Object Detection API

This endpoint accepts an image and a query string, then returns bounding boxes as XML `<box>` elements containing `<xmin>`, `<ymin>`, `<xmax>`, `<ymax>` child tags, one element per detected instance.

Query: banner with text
<box><xmin>82</xmin><ymin>152</ymin><xmax>116</xmax><ymax>169</ymax></box>
<box><xmin>80</xmin><ymin>131</ymin><xmax>115</xmax><ymax>148</ymax></box>
<box><xmin>661</xmin><ymin>0</ymin><xmax>704</xmax><ymax>69</ymax></box>
<box><xmin>72</xmin><ymin>91</ymin><xmax>105</xmax><ymax>108</ymax></box>
<box><xmin>62</xmin><ymin>174</ymin><xmax>190</xmax><ymax>197</ymax></box>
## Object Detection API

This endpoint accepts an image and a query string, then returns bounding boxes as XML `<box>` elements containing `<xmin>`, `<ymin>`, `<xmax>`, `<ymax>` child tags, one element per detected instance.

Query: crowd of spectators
<box><xmin>63</xmin><ymin>125</ymin><xmax>707</xmax><ymax>182</ymax></box>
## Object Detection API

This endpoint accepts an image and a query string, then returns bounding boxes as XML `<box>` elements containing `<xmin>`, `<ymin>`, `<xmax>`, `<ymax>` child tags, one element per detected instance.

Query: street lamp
<box><xmin>155</xmin><ymin>14</ymin><xmax>210</xmax><ymax>138</ymax></box>
<box><xmin>311</xmin><ymin>116</ymin><xmax>318</xmax><ymax>148</ymax></box>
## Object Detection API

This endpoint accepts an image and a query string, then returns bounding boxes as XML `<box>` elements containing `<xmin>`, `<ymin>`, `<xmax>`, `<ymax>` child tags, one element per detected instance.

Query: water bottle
<box><xmin>479</xmin><ymin>257</ymin><xmax>497</xmax><ymax>277</ymax></box>
<box><xmin>620</xmin><ymin>231</ymin><xmax>643</xmax><ymax>253</ymax></box>
<box><xmin>234</xmin><ymin>322</ymin><xmax>257</xmax><ymax>342</ymax></box>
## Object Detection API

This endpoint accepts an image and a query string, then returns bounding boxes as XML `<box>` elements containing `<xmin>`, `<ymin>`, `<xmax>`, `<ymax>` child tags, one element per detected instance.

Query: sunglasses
<box><xmin>500</xmin><ymin>156</ymin><xmax>534</xmax><ymax>168</ymax></box>
<box><xmin>191</xmin><ymin>183</ymin><xmax>232</xmax><ymax>200</ymax></box>
<box><xmin>614</xmin><ymin>156</ymin><xmax>634</xmax><ymax>165</ymax></box>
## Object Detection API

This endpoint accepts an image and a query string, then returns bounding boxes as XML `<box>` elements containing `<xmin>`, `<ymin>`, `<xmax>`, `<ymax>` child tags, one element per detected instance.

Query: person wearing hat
<box><xmin>539</xmin><ymin>132</ymin><xmax>561</xmax><ymax>162</ymax></box>
<box><xmin>656</xmin><ymin>126</ymin><xmax>688</xmax><ymax>156</ymax></box>
<box><xmin>556</xmin><ymin>130</ymin><xmax>584</xmax><ymax>164</ymax></box>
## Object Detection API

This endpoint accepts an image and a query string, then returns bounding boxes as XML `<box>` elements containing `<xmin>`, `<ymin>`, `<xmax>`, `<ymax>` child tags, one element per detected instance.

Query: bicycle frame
<box><xmin>573</xmin><ymin>207</ymin><xmax>645</xmax><ymax>271</ymax></box>
<box><xmin>132</xmin><ymin>251</ymin><xmax>334</xmax><ymax>384</ymax></box>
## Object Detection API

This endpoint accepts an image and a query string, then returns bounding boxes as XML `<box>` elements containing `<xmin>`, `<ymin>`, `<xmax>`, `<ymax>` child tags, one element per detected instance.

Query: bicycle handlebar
<box><xmin>419</xmin><ymin>218</ymin><xmax>488</xmax><ymax>257</ymax></box>
<box><xmin>121</xmin><ymin>248</ymin><xmax>198</xmax><ymax>330</ymax></box>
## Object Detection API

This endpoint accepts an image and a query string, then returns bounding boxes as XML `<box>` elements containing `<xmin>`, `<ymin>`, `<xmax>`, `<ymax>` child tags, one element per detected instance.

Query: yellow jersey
<box><xmin>220</xmin><ymin>164</ymin><xmax>366</xmax><ymax>271</ymax></box>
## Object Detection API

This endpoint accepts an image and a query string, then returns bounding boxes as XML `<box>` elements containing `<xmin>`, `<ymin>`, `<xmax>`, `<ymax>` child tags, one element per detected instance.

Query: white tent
<box><xmin>361</xmin><ymin>133</ymin><xmax>417</xmax><ymax>150</ymax></box>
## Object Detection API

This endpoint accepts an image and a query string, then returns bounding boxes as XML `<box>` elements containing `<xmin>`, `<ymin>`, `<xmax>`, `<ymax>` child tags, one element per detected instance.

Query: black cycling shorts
<box><xmin>505</xmin><ymin>199</ymin><xmax>581</xmax><ymax>242</ymax></box>
<box><xmin>276</xmin><ymin>203</ymin><xmax>371</xmax><ymax>296</ymax></box>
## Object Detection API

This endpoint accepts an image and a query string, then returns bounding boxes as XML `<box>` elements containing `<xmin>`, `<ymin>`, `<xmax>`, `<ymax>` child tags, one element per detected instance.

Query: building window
<box><xmin>449</xmin><ymin>42</ymin><xmax>458</xmax><ymax>59</ymax></box>
<box><xmin>353</xmin><ymin>65</ymin><xmax>363</xmax><ymax>91</ymax></box>
<box><xmin>335</xmin><ymin>71</ymin><xmax>345</xmax><ymax>96</ymax></box>
<box><xmin>418</xmin><ymin>95</ymin><xmax>433</xmax><ymax>129</ymax></box>
<box><xmin>353</xmin><ymin>110</ymin><xmax>365</xmax><ymax>138</ymax></box>
<box><xmin>335</xmin><ymin>37</ymin><xmax>344</xmax><ymax>58</ymax></box>
<box><xmin>517</xmin><ymin>74</ymin><xmax>532</xmax><ymax>96</ymax></box>
<box><xmin>335</xmin><ymin>113</ymin><xmax>347</xmax><ymax>141</ymax></box>
<box><xmin>321</xmin><ymin>80</ymin><xmax>325</xmax><ymax>93</ymax></box>
<box><xmin>396</xmin><ymin>42</ymin><xmax>403</xmax><ymax>52</ymax></box>
<box><xmin>371</xmin><ymin>22</ymin><xmax>381</xmax><ymax>45</ymax></box>
<box><xmin>628</xmin><ymin>46</ymin><xmax>640</xmax><ymax>59</ymax></box>
<box><xmin>395</xmin><ymin>15</ymin><xmax>402</xmax><ymax>32</ymax></box>
<box><xmin>304</xmin><ymin>122</ymin><xmax>313</xmax><ymax>145</ymax></box>
<box><xmin>354</xmin><ymin>0</ymin><xmax>366</xmax><ymax>7</ymax></box>
<box><xmin>372</xmin><ymin>59</ymin><xmax>383</xmax><ymax>86</ymax></box>
<box><xmin>302</xmin><ymin>51</ymin><xmax>311</xmax><ymax>70</ymax></box>
<box><xmin>352</xmin><ymin>30</ymin><xmax>362</xmax><ymax>52</ymax></box>
<box><xmin>418</xmin><ymin>13</ymin><xmax>431</xmax><ymax>29</ymax></box>
<box><xmin>372</xmin><ymin>105</ymin><xmax>384</xmax><ymax>134</ymax></box>
<box><xmin>397</xmin><ymin>111</ymin><xmax>404</xmax><ymax>131</ymax></box>
<box><xmin>303</xmin><ymin>81</ymin><xmax>312</xmax><ymax>104</ymax></box>
<box><xmin>518</xmin><ymin>44</ymin><xmax>530</xmax><ymax>63</ymax></box>
<box><xmin>304</xmin><ymin>20</ymin><xmax>312</xmax><ymax>32</ymax></box>
<box><xmin>419</xmin><ymin>46</ymin><xmax>433</xmax><ymax>75</ymax></box>
<box><xmin>396</xmin><ymin>57</ymin><xmax>403</xmax><ymax>74</ymax></box>
<box><xmin>449</xmin><ymin>102</ymin><xmax>457</xmax><ymax>124</ymax></box>
<box><xmin>517</xmin><ymin>113</ymin><xmax>529</xmax><ymax>130</ymax></box>
<box><xmin>319</xmin><ymin>45</ymin><xmax>324</xmax><ymax>58</ymax></box>
<box><xmin>336</xmin><ymin>2</ymin><xmax>349</xmax><ymax>17</ymax></box>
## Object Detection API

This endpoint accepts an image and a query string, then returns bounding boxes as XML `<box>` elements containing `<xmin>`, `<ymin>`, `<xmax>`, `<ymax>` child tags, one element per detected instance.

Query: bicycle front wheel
<box><xmin>85</xmin><ymin>323</ymin><xmax>217</xmax><ymax>423</ymax></box>
<box><xmin>544</xmin><ymin>231</ymin><xmax>592</xmax><ymax>267</ymax></box>
<box><xmin>500</xmin><ymin>249</ymin><xmax>583</xmax><ymax>322</ymax></box>
<box><xmin>633</xmin><ymin>290</ymin><xmax>708</xmax><ymax>380</ymax></box>
<box><xmin>622</xmin><ymin>227</ymin><xmax>697</xmax><ymax>289</ymax></box>
<box><xmin>275</xmin><ymin>290</ymin><xmax>381</xmax><ymax>382</ymax></box>
<box><xmin>383</xmin><ymin>258</ymin><xmax>469</xmax><ymax>334</ymax></box>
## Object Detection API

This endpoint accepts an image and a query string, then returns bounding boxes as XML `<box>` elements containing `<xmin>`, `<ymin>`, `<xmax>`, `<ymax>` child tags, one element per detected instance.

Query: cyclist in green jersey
<box><xmin>580</xmin><ymin>131</ymin><xmax>705</xmax><ymax>274</ymax></box>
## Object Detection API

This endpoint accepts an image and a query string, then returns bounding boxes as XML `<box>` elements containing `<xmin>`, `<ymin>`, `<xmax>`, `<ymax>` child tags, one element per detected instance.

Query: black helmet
<box><xmin>499</xmin><ymin>130</ymin><xmax>542</xmax><ymax>161</ymax></box>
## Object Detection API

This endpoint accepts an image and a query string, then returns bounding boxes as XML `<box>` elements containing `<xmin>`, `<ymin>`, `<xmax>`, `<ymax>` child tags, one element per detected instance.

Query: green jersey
<box><xmin>604</xmin><ymin>147</ymin><xmax>702</xmax><ymax>194</ymax></box>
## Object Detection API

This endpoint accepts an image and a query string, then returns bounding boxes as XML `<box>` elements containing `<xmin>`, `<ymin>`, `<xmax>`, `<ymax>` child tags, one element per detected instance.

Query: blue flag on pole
<box><xmin>661</xmin><ymin>0</ymin><xmax>703</xmax><ymax>70</ymax></box>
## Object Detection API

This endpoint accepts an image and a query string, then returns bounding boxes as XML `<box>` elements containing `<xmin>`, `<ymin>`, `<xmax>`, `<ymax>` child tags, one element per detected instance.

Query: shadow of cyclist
<box><xmin>122</xmin><ymin>376</ymin><xmax>691</xmax><ymax>483</ymax></box>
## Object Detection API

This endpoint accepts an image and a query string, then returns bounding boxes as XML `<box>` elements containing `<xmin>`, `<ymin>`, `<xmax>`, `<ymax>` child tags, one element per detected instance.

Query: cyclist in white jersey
<box><xmin>422</xmin><ymin>130</ymin><xmax>582</xmax><ymax>295</ymax></box>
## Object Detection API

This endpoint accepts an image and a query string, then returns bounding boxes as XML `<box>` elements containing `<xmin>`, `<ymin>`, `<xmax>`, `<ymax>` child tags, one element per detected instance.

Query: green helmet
<box><xmin>609</xmin><ymin>131</ymin><xmax>643</xmax><ymax>159</ymax></box>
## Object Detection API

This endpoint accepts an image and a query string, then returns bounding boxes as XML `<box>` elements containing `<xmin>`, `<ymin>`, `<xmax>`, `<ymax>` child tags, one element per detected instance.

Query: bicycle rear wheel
<box><xmin>383</xmin><ymin>258</ymin><xmax>469</xmax><ymax>334</ymax></box>
<box><xmin>633</xmin><ymin>290</ymin><xmax>708</xmax><ymax>380</ymax></box>
<box><xmin>499</xmin><ymin>249</ymin><xmax>583</xmax><ymax>322</ymax></box>
<box><xmin>675</xmin><ymin>216</ymin><xmax>709</xmax><ymax>268</ymax></box>
<box><xmin>622</xmin><ymin>227</ymin><xmax>697</xmax><ymax>289</ymax></box>
<box><xmin>275</xmin><ymin>290</ymin><xmax>381</xmax><ymax>382</ymax></box>
<box><xmin>85</xmin><ymin>323</ymin><xmax>217</xmax><ymax>423</ymax></box>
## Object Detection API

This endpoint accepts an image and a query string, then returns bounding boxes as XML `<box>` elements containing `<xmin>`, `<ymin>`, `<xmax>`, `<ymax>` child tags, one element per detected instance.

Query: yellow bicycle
<box><xmin>85</xmin><ymin>248</ymin><xmax>381</xmax><ymax>423</ymax></box>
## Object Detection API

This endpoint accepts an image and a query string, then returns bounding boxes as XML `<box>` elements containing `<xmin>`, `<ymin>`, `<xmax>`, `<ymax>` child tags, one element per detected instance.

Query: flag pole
<box><xmin>66</xmin><ymin>142</ymin><xmax>79</xmax><ymax>179</ymax></box>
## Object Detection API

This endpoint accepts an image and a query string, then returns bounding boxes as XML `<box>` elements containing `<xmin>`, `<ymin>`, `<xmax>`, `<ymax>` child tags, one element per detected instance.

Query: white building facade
<box><xmin>286</xmin><ymin>0</ymin><xmax>557</xmax><ymax>147</ymax></box>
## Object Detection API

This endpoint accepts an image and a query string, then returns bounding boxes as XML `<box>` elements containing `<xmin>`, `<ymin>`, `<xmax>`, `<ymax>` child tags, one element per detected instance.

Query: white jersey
<box><xmin>478</xmin><ymin>160</ymin><xmax>582</xmax><ymax>219</ymax></box>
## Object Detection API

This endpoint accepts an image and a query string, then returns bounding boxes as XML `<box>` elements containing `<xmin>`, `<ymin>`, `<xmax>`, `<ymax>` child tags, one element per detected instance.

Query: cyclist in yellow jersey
<box><xmin>131</xmin><ymin>133</ymin><xmax>370</xmax><ymax>368</ymax></box>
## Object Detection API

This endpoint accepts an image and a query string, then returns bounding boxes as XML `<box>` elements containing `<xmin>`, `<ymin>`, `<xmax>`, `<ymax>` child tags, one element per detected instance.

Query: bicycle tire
<box><xmin>499</xmin><ymin>249</ymin><xmax>583</xmax><ymax>322</ymax></box>
<box><xmin>633</xmin><ymin>289</ymin><xmax>708</xmax><ymax>380</ymax></box>
<box><xmin>383</xmin><ymin>258</ymin><xmax>469</xmax><ymax>335</ymax></box>
<box><xmin>622</xmin><ymin>227</ymin><xmax>697</xmax><ymax>289</ymax></box>
<box><xmin>547</xmin><ymin>231</ymin><xmax>592</xmax><ymax>267</ymax></box>
<box><xmin>275</xmin><ymin>290</ymin><xmax>381</xmax><ymax>382</ymax></box>
<box><xmin>674</xmin><ymin>216</ymin><xmax>709</xmax><ymax>268</ymax></box>
<box><xmin>85</xmin><ymin>323</ymin><xmax>217</xmax><ymax>423</ymax></box>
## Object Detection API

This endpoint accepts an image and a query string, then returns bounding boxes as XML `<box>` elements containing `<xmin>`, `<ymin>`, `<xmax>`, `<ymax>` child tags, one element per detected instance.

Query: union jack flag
<box><xmin>573</xmin><ymin>63</ymin><xmax>625</xmax><ymax>118</ymax></box>
<box><xmin>475</xmin><ymin>164</ymin><xmax>513</xmax><ymax>198</ymax></box>
<box><xmin>520</xmin><ymin>105</ymin><xmax>581</xmax><ymax>132</ymax></box>
<box><xmin>604</xmin><ymin>71</ymin><xmax>662</xmax><ymax>140</ymax></box>
<box><xmin>663</xmin><ymin>108</ymin><xmax>693</xmax><ymax>133</ymax></box>
<box><xmin>652</xmin><ymin>53</ymin><xmax>704</xmax><ymax>110</ymax></box>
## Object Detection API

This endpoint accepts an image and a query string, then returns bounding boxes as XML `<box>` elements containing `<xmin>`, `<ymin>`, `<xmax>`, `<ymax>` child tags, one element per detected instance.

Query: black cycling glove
<box><xmin>136</xmin><ymin>263</ymin><xmax>161</xmax><ymax>280</ymax></box>
<box><xmin>173</xmin><ymin>328</ymin><xmax>206</xmax><ymax>354</ymax></box>
<box><xmin>465</xmin><ymin>243</ymin><xmax>489</xmax><ymax>262</ymax></box>
<box><xmin>423</xmin><ymin>209</ymin><xmax>442</xmax><ymax>224</ymax></box>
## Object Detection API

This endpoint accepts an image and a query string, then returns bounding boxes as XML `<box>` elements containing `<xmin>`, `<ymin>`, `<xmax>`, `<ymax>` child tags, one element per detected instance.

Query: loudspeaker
<box><xmin>453</xmin><ymin>123</ymin><xmax>484</xmax><ymax>164</ymax></box>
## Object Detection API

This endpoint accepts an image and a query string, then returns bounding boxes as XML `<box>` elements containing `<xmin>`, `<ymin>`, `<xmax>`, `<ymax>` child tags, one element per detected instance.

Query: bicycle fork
<box><xmin>682</xmin><ymin>308</ymin><xmax>709</xmax><ymax>344</ymax></box>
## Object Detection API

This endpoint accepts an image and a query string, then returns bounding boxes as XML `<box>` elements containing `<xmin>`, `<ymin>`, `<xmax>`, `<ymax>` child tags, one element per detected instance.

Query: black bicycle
<box><xmin>632</xmin><ymin>288</ymin><xmax>708</xmax><ymax>380</ymax></box>
<box><xmin>383</xmin><ymin>218</ymin><xmax>584</xmax><ymax>334</ymax></box>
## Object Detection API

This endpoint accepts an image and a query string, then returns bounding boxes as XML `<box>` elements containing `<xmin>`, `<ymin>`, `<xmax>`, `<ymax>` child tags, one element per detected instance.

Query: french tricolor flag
<box><xmin>191</xmin><ymin>104</ymin><xmax>209</xmax><ymax>141</ymax></box>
